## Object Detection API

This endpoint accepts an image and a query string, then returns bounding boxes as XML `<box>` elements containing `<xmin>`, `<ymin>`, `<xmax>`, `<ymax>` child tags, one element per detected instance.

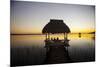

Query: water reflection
<box><xmin>11</xmin><ymin>34</ymin><xmax>95</xmax><ymax>66</ymax></box>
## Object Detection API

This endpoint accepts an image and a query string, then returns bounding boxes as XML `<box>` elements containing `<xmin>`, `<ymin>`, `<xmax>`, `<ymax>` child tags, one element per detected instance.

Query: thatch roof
<box><xmin>42</xmin><ymin>19</ymin><xmax>70</xmax><ymax>34</ymax></box>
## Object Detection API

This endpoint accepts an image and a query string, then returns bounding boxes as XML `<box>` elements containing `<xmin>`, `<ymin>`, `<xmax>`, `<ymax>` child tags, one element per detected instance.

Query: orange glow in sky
<box><xmin>11</xmin><ymin>1</ymin><xmax>95</xmax><ymax>34</ymax></box>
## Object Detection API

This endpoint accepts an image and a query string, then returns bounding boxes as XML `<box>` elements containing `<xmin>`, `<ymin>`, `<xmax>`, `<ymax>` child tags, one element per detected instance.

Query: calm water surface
<box><xmin>11</xmin><ymin>34</ymin><xmax>95</xmax><ymax>65</ymax></box>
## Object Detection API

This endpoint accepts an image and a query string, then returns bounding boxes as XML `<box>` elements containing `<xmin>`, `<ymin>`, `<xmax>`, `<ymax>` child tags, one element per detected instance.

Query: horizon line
<box><xmin>11</xmin><ymin>32</ymin><xmax>95</xmax><ymax>35</ymax></box>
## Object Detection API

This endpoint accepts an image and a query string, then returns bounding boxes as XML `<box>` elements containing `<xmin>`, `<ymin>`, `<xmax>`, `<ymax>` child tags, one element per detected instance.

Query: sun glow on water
<box><xmin>11</xmin><ymin>33</ymin><xmax>95</xmax><ymax>47</ymax></box>
<box><xmin>47</xmin><ymin>33</ymin><xmax>95</xmax><ymax>40</ymax></box>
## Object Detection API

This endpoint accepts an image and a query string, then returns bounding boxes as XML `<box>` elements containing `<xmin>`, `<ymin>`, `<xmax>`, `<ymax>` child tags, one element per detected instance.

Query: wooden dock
<box><xmin>44</xmin><ymin>42</ymin><xmax>71</xmax><ymax>64</ymax></box>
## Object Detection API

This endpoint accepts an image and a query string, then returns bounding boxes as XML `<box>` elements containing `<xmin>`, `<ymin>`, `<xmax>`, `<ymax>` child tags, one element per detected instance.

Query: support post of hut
<box><xmin>64</xmin><ymin>33</ymin><xmax>65</xmax><ymax>40</ymax></box>
<box><xmin>65</xmin><ymin>33</ymin><xmax>68</xmax><ymax>40</ymax></box>
<box><xmin>48</xmin><ymin>33</ymin><xmax>50</xmax><ymax>40</ymax></box>
<box><xmin>64</xmin><ymin>33</ymin><xmax>68</xmax><ymax>40</ymax></box>
<box><xmin>46</xmin><ymin>33</ymin><xmax>48</xmax><ymax>40</ymax></box>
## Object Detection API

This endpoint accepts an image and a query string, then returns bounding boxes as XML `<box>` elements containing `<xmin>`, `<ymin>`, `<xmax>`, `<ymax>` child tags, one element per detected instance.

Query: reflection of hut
<box><xmin>42</xmin><ymin>19</ymin><xmax>71</xmax><ymax>64</ymax></box>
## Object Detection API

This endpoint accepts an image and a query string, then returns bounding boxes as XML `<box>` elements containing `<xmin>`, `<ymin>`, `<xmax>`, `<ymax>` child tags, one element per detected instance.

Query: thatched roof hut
<box><xmin>42</xmin><ymin>19</ymin><xmax>70</xmax><ymax>34</ymax></box>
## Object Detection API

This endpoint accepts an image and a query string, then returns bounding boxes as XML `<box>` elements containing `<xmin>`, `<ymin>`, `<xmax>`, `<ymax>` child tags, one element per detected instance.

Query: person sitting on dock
<box><xmin>53</xmin><ymin>37</ymin><xmax>60</xmax><ymax>42</ymax></box>
<box><xmin>57</xmin><ymin>37</ymin><xmax>59</xmax><ymax>41</ymax></box>
<box><xmin>56</xmin><ymin>37</ymin><xmax>60</xmax><ymax>42</ymax></box>
<box><xmin>51</xmin><ymin>38</ymin><xmax>53</xmax><ymax>41</ymax></box>
<box><xmin>53</xmin><ymin>38</ymin><xmax>56</xmax><ymax>41</ymax></box>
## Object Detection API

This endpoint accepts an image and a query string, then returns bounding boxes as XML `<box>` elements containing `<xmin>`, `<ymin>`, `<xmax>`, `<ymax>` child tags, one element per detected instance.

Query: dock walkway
<box><xmin>45</xmin><ymin>43</ymin><xmax>71</xmax><ymax>64</ymax></box>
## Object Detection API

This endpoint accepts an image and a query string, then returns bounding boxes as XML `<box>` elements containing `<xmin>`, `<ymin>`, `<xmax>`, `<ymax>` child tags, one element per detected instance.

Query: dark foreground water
<box><xmin>11</xmin><ymin>34</ymin><xmax>95</xmax><ymax>66</ymax></box>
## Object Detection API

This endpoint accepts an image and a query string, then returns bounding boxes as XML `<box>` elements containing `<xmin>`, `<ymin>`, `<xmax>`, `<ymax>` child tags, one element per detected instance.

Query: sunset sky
<box><xmin>11</xmin><ymin>1</ymin><xmax>95</xmax><ymax>34</ymax></box>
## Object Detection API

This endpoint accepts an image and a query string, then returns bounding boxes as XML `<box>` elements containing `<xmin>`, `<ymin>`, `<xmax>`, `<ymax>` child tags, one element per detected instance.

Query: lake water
<box><xmin>11</xmin><ymin>33</ymin><xmax>95</xmax><ymax>66</ymax></box>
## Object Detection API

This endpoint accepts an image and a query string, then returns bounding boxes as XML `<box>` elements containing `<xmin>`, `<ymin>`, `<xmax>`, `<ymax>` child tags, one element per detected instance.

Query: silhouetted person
<box><xmin>57</xmin><ymin>37</ymin><xmax>59</xmax><ymax>41</ymax></box>
<box><xmin>51</xmin><ymin>38</ymin><xmax>53</xmax><ymax>41</ymax></box>
<box><xmin>54</xmin><ymin>38</ymin><xmax>56</xmax><ymax>41</ymax></box>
